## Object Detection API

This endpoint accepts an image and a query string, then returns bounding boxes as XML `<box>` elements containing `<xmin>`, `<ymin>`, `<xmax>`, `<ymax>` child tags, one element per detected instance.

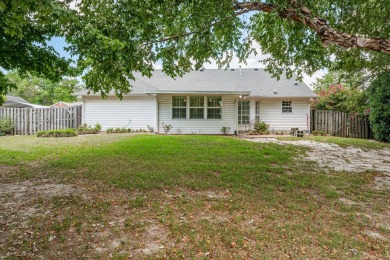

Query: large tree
<box><xmin>0</xmin><ymin>0</ymin><xmax>74</xmax><ymax>102</ymax></box>
<box><xmin>1</xmin><ymin>0</ymin><xmax>390</xmax><ymax>100</ymax></box>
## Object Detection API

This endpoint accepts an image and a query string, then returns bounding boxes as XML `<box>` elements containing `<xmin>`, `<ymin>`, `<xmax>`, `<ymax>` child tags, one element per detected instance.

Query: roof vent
<box><xmin>239</xmin><ymin>66</ymin><xmax>242</xmax><ymax>75</ymax></box>
<box><xmin>230</xmin><ymin>68</ymin><xmax>235</xmax><ymax>71</ymax></box>
<box><xmin>274</xmin><ymin>89</ymin><xmax>278</xmax><ymax>94</ymax></box>
<box><xmin>254</xmin><ymin>68</ymin><xmax>259</xmax><ymax>71</ymax></box>
<box><xmin>200</xmin><ymin>68</ymin><xmax>204</xmax><ymax>71</ymax></box>
<box><xmin>294</xmin><ymin>80</ymin><xmax>298</xmax><ymax>85</ymax></box>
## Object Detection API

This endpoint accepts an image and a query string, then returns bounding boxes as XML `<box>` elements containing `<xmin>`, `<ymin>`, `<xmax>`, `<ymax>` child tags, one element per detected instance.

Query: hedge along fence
<box><xmin>0</xmin><ymin>106</ymin><xmax>82</xmax><ymax>135</ymax></box>
<box><xmin>37</xmin><ymin>128</ymin><xmax>78</xmax><ymax>138</ymax></box>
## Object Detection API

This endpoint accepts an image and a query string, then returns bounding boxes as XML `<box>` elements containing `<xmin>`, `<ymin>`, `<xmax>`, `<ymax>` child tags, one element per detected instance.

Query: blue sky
<box><xmin>48</xmin><ymin>37</ymin><xmax>73</xmax><ymax>60</ymax></box>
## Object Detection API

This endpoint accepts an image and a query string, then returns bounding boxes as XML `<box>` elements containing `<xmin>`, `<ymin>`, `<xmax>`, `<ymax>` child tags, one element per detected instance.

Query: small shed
<box><xmin>50</xmin><ymin>101</ymin><xmax>82</xmax><ymax>108</ymax></box>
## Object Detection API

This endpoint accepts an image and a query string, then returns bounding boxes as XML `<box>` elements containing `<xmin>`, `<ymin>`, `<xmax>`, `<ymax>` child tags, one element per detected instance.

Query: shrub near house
<box><xmin>0</xmin><ymin>119</ymin><xmax>14</xmax><ymax>136</ymax></box>
<box><xmin>77</xmin><ymin>123</ymin><xmax>102</xmax><ymax>135</ymax></box>
<box><xmin>368</xmin><ymin>71</ymin><xmax>390</xmax><ymax>142</ymax></box>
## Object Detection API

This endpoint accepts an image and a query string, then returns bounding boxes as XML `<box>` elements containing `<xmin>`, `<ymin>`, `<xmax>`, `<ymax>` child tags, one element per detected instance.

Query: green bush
<box><xmin>95</xmin><ymin>123</ymin><xmax>102</xmax><ymax>132</ymax></box>
<box><xmin>0</xmin><ymin>118</ymin><xmax>14</xmax><ymax>136</ymax></box>
<box><xmin>106</xmin><ymin>127</ymin><xmax>131</xmax><ymax>134</ymax></box>
<box><xmin>162</xmin><ymin>123</ymin><xmax>173</xmax><ymax>134</ymax></box>
<box><xmin>77</xmin><ymin>123</ymin><xmax>101</xmax><ymax>135</ymax></box>
<box><xmin>221</xmin><ymin>126</ymin><xmax>231</xmax><ymax>135</ymax></box>
<box><xmin>368</xmin><ymin>71</ymin><xmax>390</xmax><ymax>142</ymax></box>
<box><xmin>37</xmin><ymin>128</ymin><xmax>77</xmax><ymax>138</ymax></box>
<box><xmin>312</xmin><ymin>130</ymin><xmax>319</xmax><ymax>136</ymax></box>
<box><xmin>147</xmin><ymin>125</ymin><xmax>154</xmax><ymax>133</ymax></box>
<box><xmin>253</xmin><ymin>121</ymin><xmax>269</xmax><ymax>134</ymax></box>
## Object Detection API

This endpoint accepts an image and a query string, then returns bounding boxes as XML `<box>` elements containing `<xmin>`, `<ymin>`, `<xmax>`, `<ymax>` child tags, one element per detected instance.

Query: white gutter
<box><xmin>144</xmin><ymin>90</ymin><xmax>251</xmax><ymax>95</ymax></box>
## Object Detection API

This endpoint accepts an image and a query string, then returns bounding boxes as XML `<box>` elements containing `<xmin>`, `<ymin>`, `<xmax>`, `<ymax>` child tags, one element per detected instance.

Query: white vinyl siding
<box><xmin>259</xmin><ymin>100</ymin><xmax>309</xmax><ymax>130</ymax></box>
<box><xmin>83</xmin><ymin>95</ymin><xmax>157</xmax><ymax>131</ymax></box>
<box><xmin>159</xmin><ymin>95</ymin><xmax>236</xmax><ymax>134</ymax></box>
<box><xmin>238</xmin><ymin>99</ymin><xmax>310</xmax><ymax>131</ymax></box>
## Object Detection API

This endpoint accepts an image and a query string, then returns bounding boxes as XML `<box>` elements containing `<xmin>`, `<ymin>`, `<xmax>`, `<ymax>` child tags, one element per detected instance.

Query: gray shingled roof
<box><xmin>2</xmin><ymin>95</ymin><xmax>48</xmax><ymax>108</ymax></box>
<box><xmin>75</xmin><ymin>69</ymin><xmax>317</xmax><ymax>98</ymax></box>
<box><xmin>5</xmin><ymin>95</ymin><xmax>29</xmax><ymax>103</ymax></box>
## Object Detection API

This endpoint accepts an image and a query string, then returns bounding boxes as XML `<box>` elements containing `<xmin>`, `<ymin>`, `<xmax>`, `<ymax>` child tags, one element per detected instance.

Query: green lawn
<box><xmin>0</xmin><ymin>134</ymin><xmax>388</xmax><ymax>259</ymax></box>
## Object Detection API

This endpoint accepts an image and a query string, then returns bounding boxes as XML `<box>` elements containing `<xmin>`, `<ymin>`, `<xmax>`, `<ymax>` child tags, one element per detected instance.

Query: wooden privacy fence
<box><xmin>0</xmin><ymin>106</ymin><xmax>82</xmax><ymax>135</ymax></box>
<box><xmin>311</xmin><ymin>110</ymin><xmax>372</xmax><ymax>139</ymax></box>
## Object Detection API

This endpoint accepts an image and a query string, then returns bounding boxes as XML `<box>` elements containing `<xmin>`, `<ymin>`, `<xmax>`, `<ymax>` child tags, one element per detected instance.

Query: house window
<box><xmin>255</xmin><ymin>101</ymin><xmax>260</xmax><ymax>122</ymax></box>
<box><xmin>282</xmin><ymin>101</ymin><xmax>292</xmax><ymax>113</ymax></box>
<box><xmin>238</xmin><ymin>101</ymin><xmax>250</xmax><ymax>125</ymax></box>
<box><xmin>207</xmin><ymin>96</ymin><xmax>222</xmax><ymax>119</ymax></box>
<box><xmin>190</xmin><ymin>96</ymin><xmax>204</xmax><ymax>119</ymax></box>
<box><xmin>172</xmin><ymin>96</ymin><xmax>187</xmax><ymax>119</ymax></box>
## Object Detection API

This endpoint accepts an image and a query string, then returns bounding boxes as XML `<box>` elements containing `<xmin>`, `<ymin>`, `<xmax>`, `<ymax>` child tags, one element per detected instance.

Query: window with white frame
<box><xmin>172</xmin><ymin>96</ymin><xmax>223</xmax><ymax>119</ymax></box>
<box><xmin>172</xmin><ymin>96</ymin><xmax>187</xmax><ymax>119</ymax></box>
<box><xmin>282</xmin><ymin>101</ymin><xmax>292</xmax><ymax>113</ymax></box>
<box><xmin>207</xmin><ymin>96</ymin><xmax>222</xmax><ymax>119</ymax></box>
<box><xmin>238</xmin><ymin>101</ymin><xmax>250</xmax><ymax>125</ymax></box>
<box><xmin>190</xmin><ymin>96</ymin><xmax>204</xmax><ymax>119</ymax></box>
<box><xmin>255</xmin><ymin>101</ymin><xmax>260</xmax><ymax>122</ymax></box>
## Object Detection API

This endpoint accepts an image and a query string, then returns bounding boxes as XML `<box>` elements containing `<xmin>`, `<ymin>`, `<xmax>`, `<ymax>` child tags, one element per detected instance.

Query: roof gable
<box><xmin>76</xmin><ymin>69</ymin><xmax>317</xmax><ymax>98</ymax></box>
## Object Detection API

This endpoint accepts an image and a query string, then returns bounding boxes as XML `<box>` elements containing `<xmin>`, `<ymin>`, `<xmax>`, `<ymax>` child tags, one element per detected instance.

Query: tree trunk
<box><xmin>234</xmin><ymin>1</ymin><xmax>390</xmax><ymax>54</ymax></box>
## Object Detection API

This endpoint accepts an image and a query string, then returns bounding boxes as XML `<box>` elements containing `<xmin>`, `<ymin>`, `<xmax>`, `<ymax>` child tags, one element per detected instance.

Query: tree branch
<box><xmin>234</xmin><ymin>1</ymin><xmax>390</xmax><ymax>54</ymax></box>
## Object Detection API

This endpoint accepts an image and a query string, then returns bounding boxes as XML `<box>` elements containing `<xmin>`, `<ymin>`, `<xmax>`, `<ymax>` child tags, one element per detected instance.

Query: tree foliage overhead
<box><xmin>1</xmin><ymin>0</ymin><xmax>390</xmax><ymax>99</ymax></box>
<box><xmin>67</xmin><ymin>0</ymin><xmax>390</xmax><ymax>97</ymax></box>
<box><xmin>0</xmin><ymin>0</ymin><xmax>74</xmax><ymax>101</ymax></box>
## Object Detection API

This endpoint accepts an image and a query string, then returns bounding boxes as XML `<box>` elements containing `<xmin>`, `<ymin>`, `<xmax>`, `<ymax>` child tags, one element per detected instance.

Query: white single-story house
<box><xmin>75</xmin><ymin>69</ymin><xmax>317</xmax><ymax>134</ymax></box>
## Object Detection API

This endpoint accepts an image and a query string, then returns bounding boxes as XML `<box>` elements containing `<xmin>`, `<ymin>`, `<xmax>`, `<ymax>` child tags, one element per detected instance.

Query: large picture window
<box><xmin>282</xmin><ymin>101</ymin><xmax>292</xmax><ymax>113</ymax></box>
<box><xmin>238</xmin><ymin>101</ymin><xmax>250</xmax><ymax>125</ymax></box>
<box><xmin>172</xmin><ymin>96</ymin><xmax>223</xmax><ymax>120</ymax></box>
<box><xmin>172</xmin><ymin>96</ymin><xmax>187</xmax><ymax>119</ymax></box>
<box><xmin>207</xmin><ymin>96</ymin><xmax>222</xmax><ymax>119</ymax></box>
<box><xmin>190</xmin><ymin>96</ymin><xmax>204</xmax><ymax>119</ymax></box>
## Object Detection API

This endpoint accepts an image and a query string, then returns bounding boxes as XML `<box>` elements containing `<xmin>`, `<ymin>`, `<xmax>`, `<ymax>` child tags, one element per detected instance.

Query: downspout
<box><xmin>156</xmin><ymin>95</ymin><xmax>159</xmax><ymax>134</ymax></box>
<box><xmin>82</xmin><ymin>98</ymin><xmax>85</xmax><ymax>125</ymax></box>
<box><xmin>235</xmin><ymin>97</ymin><xmax>238</xmax><ymax>135</ymax></box>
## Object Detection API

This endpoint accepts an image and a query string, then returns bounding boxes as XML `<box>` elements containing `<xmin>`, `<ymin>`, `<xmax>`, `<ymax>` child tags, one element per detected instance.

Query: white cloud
<box><xmin>302</xmin><ymin>69</ymin><xmax>327</xmax><ymax>89</ymax></box>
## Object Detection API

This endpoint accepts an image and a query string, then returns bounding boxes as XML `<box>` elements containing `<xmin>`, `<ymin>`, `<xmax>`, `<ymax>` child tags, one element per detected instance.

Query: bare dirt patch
<box><xmin>1</xmin><ymin>176</ymin><xmax>388</xmax><ymax>258</ymax></box>
<box><xmin>244</xmin><ymin>138</ymin><xmax>390</xmax><ymax>175</ymax></box>
<box><xmin>0</xmin><ymin>165</ymin><xmax>19</xmax><ymax>177</ymax></box>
